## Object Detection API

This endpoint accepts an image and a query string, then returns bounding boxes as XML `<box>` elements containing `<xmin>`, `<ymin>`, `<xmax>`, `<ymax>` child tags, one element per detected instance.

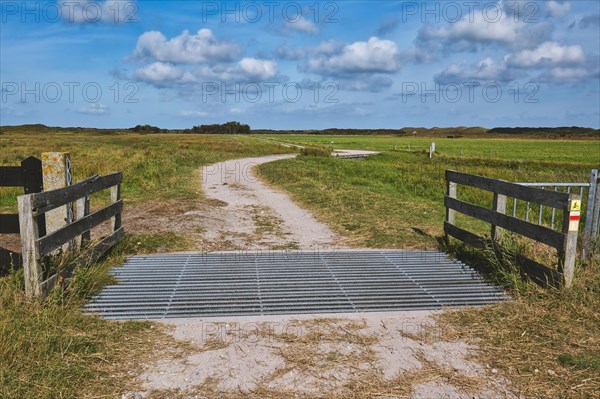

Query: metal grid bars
<box><xmin>84</xmin><ymin>250</ymin><xmax>505</xmax><ymax>320</ymax></box>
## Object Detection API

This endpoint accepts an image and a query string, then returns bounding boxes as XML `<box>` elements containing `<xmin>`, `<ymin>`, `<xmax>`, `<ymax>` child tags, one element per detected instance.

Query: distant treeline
<box><xmin>129</xmin><ymin>124</ymin><xmax>168</xmax><ymax>134</ymax></box>
<box><xmin>187</xmin><ymin>121</ymin><xmax>250</xmax><ymax>134</ymax></box>
<box><xmin>130</xmin><ymin>121</ymin><xmax>250</xmax><ymax>135</ymax></box>
<box><xmin>252</xmin><ymin>127</ymin><xmax>491</xmax><ymax>136</ymax></box>
<box><xmin>252</xmin><ymin>128</ymin><xmax>410</xmax><ymax>136</ymax></box>
<box><xmin>1</xmin><ymin>124</ymin><xmax>598</xmax><ymax>138</ymax></box>
<box><xmin>253</xmin><ymin>126</ymin><xmax>599</xmax><ymax>137</ymax></box>
<box><xmin>487</xmin><ymin>127</ymin><xmax>599</xmax><ymax>135</ymax></box>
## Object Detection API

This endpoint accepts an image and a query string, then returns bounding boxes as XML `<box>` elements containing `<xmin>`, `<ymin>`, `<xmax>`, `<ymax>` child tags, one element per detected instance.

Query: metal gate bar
<box><xmin>518</xmin><ymin>168</ymin><xmax>600</xmax><ymax>260</ymax></box>
<box><xmin>85</xmin><ymin>251</ymin><xmax>506</xmax><ymax>319</ymax></box>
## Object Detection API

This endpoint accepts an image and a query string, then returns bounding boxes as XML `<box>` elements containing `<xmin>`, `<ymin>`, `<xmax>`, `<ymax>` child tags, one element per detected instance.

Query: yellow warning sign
<box><xmin>571</xmin><ymin>200</ymin><xmax>581</xmax><ymax>211</ymax></box>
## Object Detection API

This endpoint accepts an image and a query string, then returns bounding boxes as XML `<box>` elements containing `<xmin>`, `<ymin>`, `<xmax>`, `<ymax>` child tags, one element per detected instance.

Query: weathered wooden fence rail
<box><xmin>0</xmin><ymin>157</ymin><xmax>45</xmax><ymax>274</ymax></box>
<box><xmin>18</xmin><ymin>172</ymin><xmax>124</xmax><ymax>299</ymax></box>
<box><xmin>444</xmin><ymin>170</ymin><xmax>581</xmax><ymax>288</ymax></box>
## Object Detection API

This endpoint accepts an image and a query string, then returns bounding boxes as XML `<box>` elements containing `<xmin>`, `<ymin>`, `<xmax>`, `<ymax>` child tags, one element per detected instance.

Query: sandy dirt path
<box><xmin>133</xmin><ymin>312</ymin><xmax>515</xmax><ymax>398</ymax></box>
<box><xmin>199</xmin><ymin>154</ymin><xmax>343</xmax><ymax>251</ymax></box>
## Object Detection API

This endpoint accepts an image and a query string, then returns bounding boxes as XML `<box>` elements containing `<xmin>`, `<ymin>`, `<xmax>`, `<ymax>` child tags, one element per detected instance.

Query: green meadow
<box><xmin>257</xmin><ymin>134</ymin><xmax>600</xmax><ymax>248</ymax></box>
<box><xmin>0</xmin><ymin>130</ymin><xmax>292</xmax><ymax>212</ymax></box>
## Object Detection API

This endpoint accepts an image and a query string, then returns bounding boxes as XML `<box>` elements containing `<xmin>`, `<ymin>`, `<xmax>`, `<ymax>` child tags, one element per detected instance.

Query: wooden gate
<box><xmin>444</xmin><ymin>170</ymin><xmax>581</xmax><ymax>288</ymax></box>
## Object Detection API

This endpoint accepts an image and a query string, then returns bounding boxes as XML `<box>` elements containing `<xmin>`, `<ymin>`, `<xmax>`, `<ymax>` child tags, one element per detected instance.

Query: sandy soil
<box><xmin>130</xmin><ymin>312</ymin><xmax>515</xmax><ymax>398</ymax></box>
<box><xmin>332</xmin><ymin>149</ymin><xmax>381</xmax><ymax>158</ymax></box>
<box><xmin>200</xmin><ymin>154</ymin><xmax>345</xmax><ymax>251</ymax></box>
<box><xmin>121</xmin><ymin>154</ymin><xmax>349</xmax><ymax>252</ymax></box>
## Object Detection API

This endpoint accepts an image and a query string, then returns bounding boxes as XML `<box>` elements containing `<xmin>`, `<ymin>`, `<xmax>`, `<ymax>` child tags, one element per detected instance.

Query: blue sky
<box><xmin>1</xmin><ymin>0</ymin><xmax>599</xmax><ymax>129</ymax></box>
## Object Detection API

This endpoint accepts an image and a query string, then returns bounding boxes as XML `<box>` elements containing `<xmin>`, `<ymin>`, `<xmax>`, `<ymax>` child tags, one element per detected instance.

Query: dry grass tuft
<box><xmin>436</xmin><ymin>261</ymin><xmax>600</xmax><ymax>398</ymax></box>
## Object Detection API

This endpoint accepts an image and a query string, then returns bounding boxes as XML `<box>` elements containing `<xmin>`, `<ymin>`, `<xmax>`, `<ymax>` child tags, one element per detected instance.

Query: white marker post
<box><xmin>561</xmin><ymin>197</ymin><xmax>581</xmax><ymax>288</ymax></box>
<box><xmin>429</xmin><ymin>142</ymin><xmax>436</xmax><ymax>158</ymax></box>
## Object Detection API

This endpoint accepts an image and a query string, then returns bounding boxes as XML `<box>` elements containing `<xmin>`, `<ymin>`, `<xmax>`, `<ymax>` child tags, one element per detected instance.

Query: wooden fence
<box><xmin>444</xmin><ymin>170</ymin><xmax>581</xmax><ymax>288</ymax></box>
<box><xmin>18</xmin><ymin>172</ymin><xmax>124</xmax><ymax>299</ymax></box>
<box><xmin>0</xmin><ymin>157</ymin><xmax>46</xmax><ymax>274</ymax></box>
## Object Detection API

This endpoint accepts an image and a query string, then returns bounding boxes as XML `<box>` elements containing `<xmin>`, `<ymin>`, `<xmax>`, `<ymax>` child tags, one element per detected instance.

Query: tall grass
<box><xmin>0</xmin><ymin>246</ymin><xmax>156</xmax><ymax>398</ymax></box>
<box><xmin>0</xmin><ymin>131</ymin><xmax>292</xmax><ymax>211</ymax></box>
<box><xmin>1</xmin><ymin>227</ymin><xmax>217</xmax><ymax>397</ymax></box>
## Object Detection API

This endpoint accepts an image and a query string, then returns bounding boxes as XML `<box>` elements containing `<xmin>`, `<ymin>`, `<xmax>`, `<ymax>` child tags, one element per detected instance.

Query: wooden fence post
<box><xmin>76</xmin><ymin>196</ymin><xmax>91</xmax><ymax>249</ymax></box>
<box><xmin>42</xmin><ymin>152</ymin><xmax>75</xmax><ymax>252</ymax></box>
<box><xmin>42</xmin><ymin>152</ymin><xmax>73</xmax><ymax>229</ymax></box>
<box><xmin>21</xmin><ymin>156</ymin><xmax>46</xmax><ymax>237</ymax></box>
<box><xmin>17</xmin><ymin>194</ymin><xmax>42</xmax><ymax>298</ymax></box>
<box><xmin>491</xmin><ymin>193</ymin><xmax>507</xmax><ymax>241</ymax></box>
<box><xmin>560</xmin><ymin>195</ymin><xmax>581</xmax><ymax>288</ymax></box>
<box><xmin>110</xmin><ymin>183</ymin><xmax>122</xmax><ymax>232</ymax></box>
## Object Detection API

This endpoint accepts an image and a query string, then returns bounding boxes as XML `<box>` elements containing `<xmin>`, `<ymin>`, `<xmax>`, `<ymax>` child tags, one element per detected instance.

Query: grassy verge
<box><xmin>0</xmin><ymin>232</ymin><xmax>195</xmax><ymax>399</ymax></box>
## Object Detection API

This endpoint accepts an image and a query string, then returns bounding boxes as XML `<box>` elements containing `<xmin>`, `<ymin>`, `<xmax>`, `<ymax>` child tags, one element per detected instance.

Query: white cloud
<box><xmin>132</xmin><ymin>29</ymin><xmax>240</xmax><ymax>64</ymax></box>
<box><xmin>178</xmin><ymin>110</ymin><xmax>209</xmax><ymax>117</ymax></box>
<box><xmin>193</xmin><ymin>58</ymin><xmax>278</xmax><ymax>82</ymax></box>
<box><xmin>77</xmin><ymin>103</ymin><xmax>109</xmax><ymax>115</ymax></box>
<box><xmin>429</xmin><ymin>17</ymin><xmax>517</xmax><ymax>43</ymax></box>
<box><xmin>467</xmin><ymin>57</ymin><xmax>508</xmax><ymax>79</ymax></box>
<box><xmin>417</xmin><ymin>1</ymin><xmax>552</xmax><ymax>50</ymax></box>
<box><xmin>305</xmin><ymin>37</ymin><xmax>401</xmax><ymax>75</ymax></box>
<box><xmin>435</xmin><ymin>57</ymin><xmax>522</xmax><ymax>84</ymax></box>
<box><xmin>507</xmin><ymin>41</ymin><xmax>585</xmax><ymax>67</ymax></box>
<box><xmin>578</xmin><ymin>14</ymin><xmax>600</xmax><ymax>29</ymax></box>
<box><xmin>339</xmin><ymin>76</ymin><xmax>394</xmax><ymax>92</ymax></box>
<box><xmin>134</xmin><ymin>59</ymin><xmax>278</xmax><ymax>88</ymax></box>
<box><xmin>239</xmin><ymin>58</ymin><xmax>278</xmax><ymax>80</ymax></box>
<box><xmin>276</xmin><ymin>45</ymin><xmax>305</xmax><ymax>60</ymax></box>
<box><xmin>546</xmin><ymin>1</ymin><xmax>571</xmax><ymax>17</ymax></box>
<box><xmin>542</xmin><ymin>67</ymin><xmax>599</xmax><ymax>82</ymax></box>
<box><xmin>285</xmin><ymin>17</ymin><xmax>319</xmax><ymax>35</ymax></box>
<box><xmin>434</xmin><ymin>46</ymin><xmax>595</xmax><ymax>86</ymax></box>
<box><xmin>313</xmin><ymin>40</ymin><xmax>344</xmax><ymax>55</ymax></box>
<box><xmin>135</xmin><ymin>62</ymin><xmax>184</xmax><ymax>83</ymax></box>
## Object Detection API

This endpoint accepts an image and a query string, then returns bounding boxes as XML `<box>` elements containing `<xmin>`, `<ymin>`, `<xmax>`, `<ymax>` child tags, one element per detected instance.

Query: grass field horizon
<box><xmin>257</xmin><ymin>134</ymin><xmax>600</xmax><ymax>248</ymax></box>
